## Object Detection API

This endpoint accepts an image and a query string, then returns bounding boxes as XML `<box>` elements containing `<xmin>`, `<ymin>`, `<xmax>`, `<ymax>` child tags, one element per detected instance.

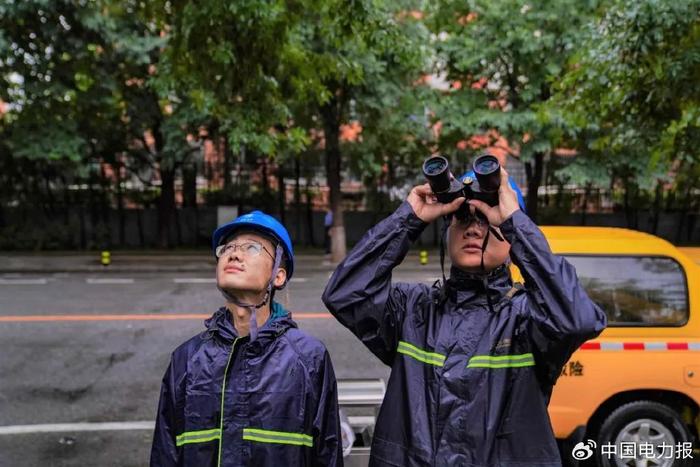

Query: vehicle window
<box><xmin>563</xmin><ymin>255</ymin><xmax>689</xmax><ymax>327</ymax></box>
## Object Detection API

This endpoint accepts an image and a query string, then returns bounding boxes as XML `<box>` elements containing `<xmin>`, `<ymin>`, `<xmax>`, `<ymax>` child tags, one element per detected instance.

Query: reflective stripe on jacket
<box><xmin>322</xmin><ymin>202</ymin><xmax>607</xmax><ymax>467</ymax></box>
<box><xmin>150</xmin><ymin>302</ymin><xmax>343</xmax><ymax>467</ymax></box>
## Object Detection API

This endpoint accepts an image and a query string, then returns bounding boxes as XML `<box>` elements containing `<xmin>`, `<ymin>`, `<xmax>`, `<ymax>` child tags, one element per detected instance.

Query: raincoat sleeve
<box><xmin>150</xmin><ymin>361</ymin><xmax>179</xmax><ymax>467</ymax></box>
<box><xmin>322</xmin><ymin>201</ymin><xmax>428</xmax><ymax>366</ymax></box>
<box><xmin>499</xmin><ymin>210</ymin><xmax>608</xmax><ymax>384</ymax></box>
<box><xmin>311</xmin><ymin>350</ymin><xmax>343</xmax><ymax>466</ymax></box>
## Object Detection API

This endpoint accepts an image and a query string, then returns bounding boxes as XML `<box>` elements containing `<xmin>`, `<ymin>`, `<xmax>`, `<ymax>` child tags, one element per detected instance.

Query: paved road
<box><xmin>0</xmin><ymin>255</ymin><xmax>444</xmax><ymax>466</ymax></box>
<box><xmin>4</xmin><ymin>252</ymin><xmax>698</xmax><ymax>467</ymax></box>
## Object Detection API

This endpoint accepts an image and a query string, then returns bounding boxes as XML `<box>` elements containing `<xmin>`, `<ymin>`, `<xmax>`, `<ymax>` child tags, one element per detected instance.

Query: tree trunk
<box><xmin>115</xmin><ymin>161</ymin><xmax>126</xmax><ymax>246</ymax></box>
<box><xmin>622</xmin><ymin>178</ymin><xmax>639</xmax><ymax>229</ymax></box>
<box><xmin>137</xmin><ymin>208</ymin><xmax>145</xmax><ymax>247</ymax></box>
<box><xmin>543</xmin><ymin>157</ymin><xmax>552</xmax><ymax>207</ymax></box>
<box><xmin>305</xmin><ymin>178</ymin><xmax>316</xmax><ymax>247</ymax></box>
<box><xmin>223</xmin><ymin>135</ymin><xmax>233</xmax><ymax>190</ymax></box>
<box><xmin>277</xmin><ymin>163</ymin><xmax>286</xmax><ymax>225</ymax></box>
<box><xmin>580</xmin><ymin>183</ymin><xmax>591</xmax><ymax>225</ymax></box>
<box><xmin>43</xmin><ymin>168</ymin><xmax>55</xmax><ymax>215</ymax></box>
<box><xmin>676</xmin><ymin>182</ymin><xmax>693</xmax><ymax>244</ymax></box>
<box><xmin>174</xmin><ymin>206</ymin><xmax>183</xmax><ymax>246</ymax></box>
<box><xmin>182</xmin><ymin>161</ymin><xmax>198</xmax><ymax>247</ymax></box>
<box><xmin>182</xmin><ymin>162</ymin><xmax>197</xmax><ymax>208</ymax></box>
<box><xmin>261</xmin><ymin>155</ymin><xmax>269</xmax><ymax>196</ymax></box>
<box><xmin>321</xmin><ymin>93</ymin><xmax>346</xmax><ymax>262</ymax></box>
<box><xmin>79</xmin><ymin>203</ymin><xmax>87</xmax><ymax>250</ymax></box>
<box><xmin>158</xmin><ymin>167</ymin><xmax>176</xmax><ymax>248</ymax></box>
<box><xmin>665</xmin><ymin>186</ymin><xmax>676</xmax><ymax>211</ymax></box>
<box><xmin>631</xmin><ymin>184</ymin><xmax>639</xmax><ymax>229</ymax></box>
<box><xmin>99</xmin><ymin>162</ymin><xmax>111</xmax><ymax>249</ymax></box>
<box><xmin>294</xmin><ymin>153</ymin><xmax>302</xmax><ymax>242</ymax></box>
<box><xmin>524</xmin><ymin>151</ymin><xmax>544</xmax><ymax>223</ymax></box>
<box><xmin>686</xmin><ymin>181</ymin><xmax>698</xmax><ymax>241</ymax></box>
<box><xmin>555</xmin><ymin>178</ymin><xmax>564</xmax><ymax>210</ymax></box>
<box><xmin>60</xmin><ymin>174</ymin><xmax>70</xmax><ymax>229</ymax></box>
<box><xmin>650</xmin><ymin>180</ymin><xmax>663</xmax><ymax>235</ymax></box>
<box><xmin>88</xmin><ymin>167</ymin><xmax>98</xmax><ymax>248</ymax></box>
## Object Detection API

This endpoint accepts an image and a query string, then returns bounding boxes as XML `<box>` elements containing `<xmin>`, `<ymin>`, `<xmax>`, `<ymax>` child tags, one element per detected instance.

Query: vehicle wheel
<box><xmin>595</xmin><ymin>400</ymin><xmax>694</xmax><ymax>467</ymax></box>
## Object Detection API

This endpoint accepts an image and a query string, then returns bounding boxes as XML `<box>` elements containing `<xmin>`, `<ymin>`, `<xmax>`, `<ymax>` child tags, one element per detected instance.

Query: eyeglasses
<box><xmin>215</xmin><ymin>241</ymin><xmax>274</xmax><ymax>260</ymax></box>
<box><xmin>456</xmin><ymin>212</ymin><xmax>487</xmax><ymax>228</ymax></box>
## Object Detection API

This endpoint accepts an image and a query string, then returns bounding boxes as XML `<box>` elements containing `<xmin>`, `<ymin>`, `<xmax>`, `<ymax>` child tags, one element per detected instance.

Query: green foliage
<box><xmin>154</xmin><ymin>0</ymin><xmax>312</xmax><ymax>157</ymax></box>
<box><xmin>1</xmin><ymin>0</ymin><xmax>697</xmax><ymax>249</ymax></box>
<box><xmin>430</xmin><ymin>0</ymin><xmax>601</xmax><ymax>162</ymax></box>
<box><xmin>554</xmin><ymin>0</ymin><xmax>700</xmax><ymax>188</ymax></box>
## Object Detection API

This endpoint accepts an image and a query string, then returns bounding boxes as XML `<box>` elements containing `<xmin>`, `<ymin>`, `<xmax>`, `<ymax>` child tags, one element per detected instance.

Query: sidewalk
<box><xmin>0</xmin><ymin>253</ymin><xmax>215</xmax><ymax>273</ymax></box>
<box><xmin>0</xmin><ymin>249</ymin><xmax>443</xmax><ymax>273</ymax></box>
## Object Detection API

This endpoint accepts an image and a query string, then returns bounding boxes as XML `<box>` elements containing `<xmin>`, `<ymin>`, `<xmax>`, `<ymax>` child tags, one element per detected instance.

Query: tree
<box><xmin>0</xmin><ymin>1</ymin><xmax>134</xmax><ymax>247</ymax></box>
<box><xmin>159</xmin><ymin>0</ymin><xmax>430</xmax><ymax>260</ymax></box>
<box><xmin>295</xmin><ymin>0</ymin><xmax>431</xmax><ymax>260</ymax></box>
<box><xmin>344</xmin><ymin>82</ymin><xmax>435</xmax><ymax>213</ymax></box>
<box><xmin>430</xmin><ymin>0</ymin><xmax>601</xmax><ymax>222</ymax></box>
<box><xmin>0</xmin><ymin>0</ymin><xmax>210</xmax><ymax>248</ymax></box>
<box><xmin>554</xmin><ymin>0</ymin><xmax>700</xmax><ymax>233</ymax></box>
<box><xmin>153</xmin><ymin>0</ymin><xmax>312</xmax><ymax>177</ymax></box>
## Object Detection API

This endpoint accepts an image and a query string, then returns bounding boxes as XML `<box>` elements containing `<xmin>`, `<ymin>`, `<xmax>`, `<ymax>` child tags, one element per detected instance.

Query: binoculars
<box><xmin>422</xmin><ymin>154</ymin><xmax>501</xmax><ymax>220</ymax></box>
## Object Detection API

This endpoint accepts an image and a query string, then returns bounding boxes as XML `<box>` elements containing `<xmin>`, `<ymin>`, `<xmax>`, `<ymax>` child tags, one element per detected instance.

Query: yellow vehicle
<box><xmin>523</xmin><ymin>227</ymin><xmax>700</xmax><ymax>466</ymax></box>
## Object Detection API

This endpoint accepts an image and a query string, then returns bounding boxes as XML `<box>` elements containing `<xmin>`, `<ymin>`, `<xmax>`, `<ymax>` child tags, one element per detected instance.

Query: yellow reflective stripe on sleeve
<box><xmin>242</xmin><ymin>428</ymin><xmax>313</xmax><ymax>447</ymax></box>
<box><xmin>469</xmin><ymin>353</ymin><xmax>534</xmax><ymax>362</ymax></box>
<box><xmin>176</xmin><ymin>428</ymin><xmax>221</xmax><ymax>447</ymax></box>
<box><xmin>467</xmin><ymin>353</ymin><xmax>535</xmax><ymax>369</ymax></box>
<box><xmin>397</xmin><ymin>340</ymin><xmax>446</xmax><ymax>367</ymax></box>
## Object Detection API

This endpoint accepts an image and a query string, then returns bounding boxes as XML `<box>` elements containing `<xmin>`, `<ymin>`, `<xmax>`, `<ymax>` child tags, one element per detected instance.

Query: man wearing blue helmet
<box><xmin>151</xmin><ymin>211</ymin><xmax>343</xmax><ymax>467</ymax></box>
<box><xmin>323</xmin><ymin>164</ymin><xmax>606</xmax><ymax>466</ymax></box>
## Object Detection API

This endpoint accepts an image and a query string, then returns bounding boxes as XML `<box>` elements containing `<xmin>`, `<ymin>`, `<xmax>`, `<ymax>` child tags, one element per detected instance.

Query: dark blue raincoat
<box><xmin>150</xmin><ymin>302</ymin><xmax>343</xmax><ymax>467</ymax></box>
<box><xmin>322</xmin><ymin>202</ymin><xmax>607</xmax><ymax>467</ymax></box>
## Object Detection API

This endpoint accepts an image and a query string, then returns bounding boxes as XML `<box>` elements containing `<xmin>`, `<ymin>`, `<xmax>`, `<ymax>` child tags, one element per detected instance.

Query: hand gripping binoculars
<box><xmin>422</xmin><ymin>154</ymin><xmax>502</xmax><ymax>221</ymax></box>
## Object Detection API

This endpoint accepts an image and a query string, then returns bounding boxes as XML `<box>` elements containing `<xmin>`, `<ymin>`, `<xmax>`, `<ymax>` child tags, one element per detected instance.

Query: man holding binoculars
<box><xmin>323</xmin><ymin>154</ymin><xmax>607</xmax><ymax>466</ymax></box>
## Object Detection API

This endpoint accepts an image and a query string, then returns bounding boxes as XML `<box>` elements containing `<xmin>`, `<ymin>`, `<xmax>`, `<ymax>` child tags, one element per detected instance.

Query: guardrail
<box><xmin>337</xmin><ymin>378</ymin><xmax>386</xmax><ymax>467</ymax></box>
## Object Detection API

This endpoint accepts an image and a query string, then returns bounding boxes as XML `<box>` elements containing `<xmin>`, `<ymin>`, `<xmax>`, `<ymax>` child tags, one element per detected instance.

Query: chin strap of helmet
<box><xmin>480</xmin><ymin>223</ymin><xmax>506</xmax><ymax>313</ymax></box>
<box><xmin>436</xmin><ymin>215</ymin><xmax>452</xmax><ymax>306</ymax></box>
<box><xmin>218</xmin><ymin>244</ymin><xmax>283</xmax><ymax>342</ymax></box>
<box><xmin>437</xmin><ymin>210</ymin><xmax>507</xmax><ymax>310</ymax></box>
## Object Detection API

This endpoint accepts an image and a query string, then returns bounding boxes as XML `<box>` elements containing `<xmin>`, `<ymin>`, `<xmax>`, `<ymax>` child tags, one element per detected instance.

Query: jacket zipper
<box><xmin>217</xmin><ymin>337</ymin><xmax>240</xmax><ymax>467</ymax></box>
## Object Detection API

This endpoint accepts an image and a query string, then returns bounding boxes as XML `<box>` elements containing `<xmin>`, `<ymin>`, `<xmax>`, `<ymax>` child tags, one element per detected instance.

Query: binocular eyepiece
<box><xmin>422</xmin><ymin>154</ymin><xmax>501</xmax><ymax>219</ymax></box>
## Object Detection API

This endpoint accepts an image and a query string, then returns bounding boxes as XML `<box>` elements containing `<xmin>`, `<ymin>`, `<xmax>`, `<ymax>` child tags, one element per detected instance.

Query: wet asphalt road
<box><xmin>0</xmin><ymin>256</ymin><xmax>442</xmax><ymax>467</ymax></box>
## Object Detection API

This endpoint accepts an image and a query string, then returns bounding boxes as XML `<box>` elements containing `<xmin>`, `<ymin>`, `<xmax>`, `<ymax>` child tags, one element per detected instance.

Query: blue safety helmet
<box><xmin>460</xmin><ymin>169</ymin><xmax>527</xmax><ymax>213</ymax></box>
<box><xmin>212</xmin><ymin>211</ymin><xmax>295</xmax><ymax>280</ymax></box>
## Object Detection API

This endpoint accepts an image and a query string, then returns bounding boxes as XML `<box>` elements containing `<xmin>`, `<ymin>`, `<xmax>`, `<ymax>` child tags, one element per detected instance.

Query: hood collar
<box><xmin>445</xmin><ymin>263</ymin><xmax>513</xmax><ymax>307</ymax></box>
<box><xmin>204</xmin><ymin>301</ymin><xmax>296</xmax><ymax>344</ymax></box>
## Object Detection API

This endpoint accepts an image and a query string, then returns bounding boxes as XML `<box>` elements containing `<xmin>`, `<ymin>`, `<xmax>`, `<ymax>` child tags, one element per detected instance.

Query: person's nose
<box><xmin>226</xmin><ymin>246</ymin><xmax>244</xmax><ymax>263</ymax></box>
<box><xmin>463</xmin><ymin>220</ymin><xmax>484</xmax><ymax>239</ymax></box>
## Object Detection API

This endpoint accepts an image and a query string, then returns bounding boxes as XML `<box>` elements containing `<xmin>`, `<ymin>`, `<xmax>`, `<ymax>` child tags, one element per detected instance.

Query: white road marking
<box><xmin>173</xmin><ymin>278</ymin><xmax>216</xmax><ymax>284</ymax></box>
<box><xmin>0</xmin><ymin>421</ymin><xmax>155</xmax><ymax>435</ymax></box>
<box><xmin>0</xmin><ymin>278</ymin><xmax>48</xmax><ymax>285</ymax></box>
<box><xmin>0</xmin><ymin>418</ymin><xmax>381</xmax><ymax>436</ymax></box>
<box><xmin>289</xmin><ymin>277</ymin><xmax>307</xmax><ymax>283</ymax></box>
<box><xmin>86</xmin><ymin>278</ymin><xmax>134</xmax><ymax>285</ymax></box>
